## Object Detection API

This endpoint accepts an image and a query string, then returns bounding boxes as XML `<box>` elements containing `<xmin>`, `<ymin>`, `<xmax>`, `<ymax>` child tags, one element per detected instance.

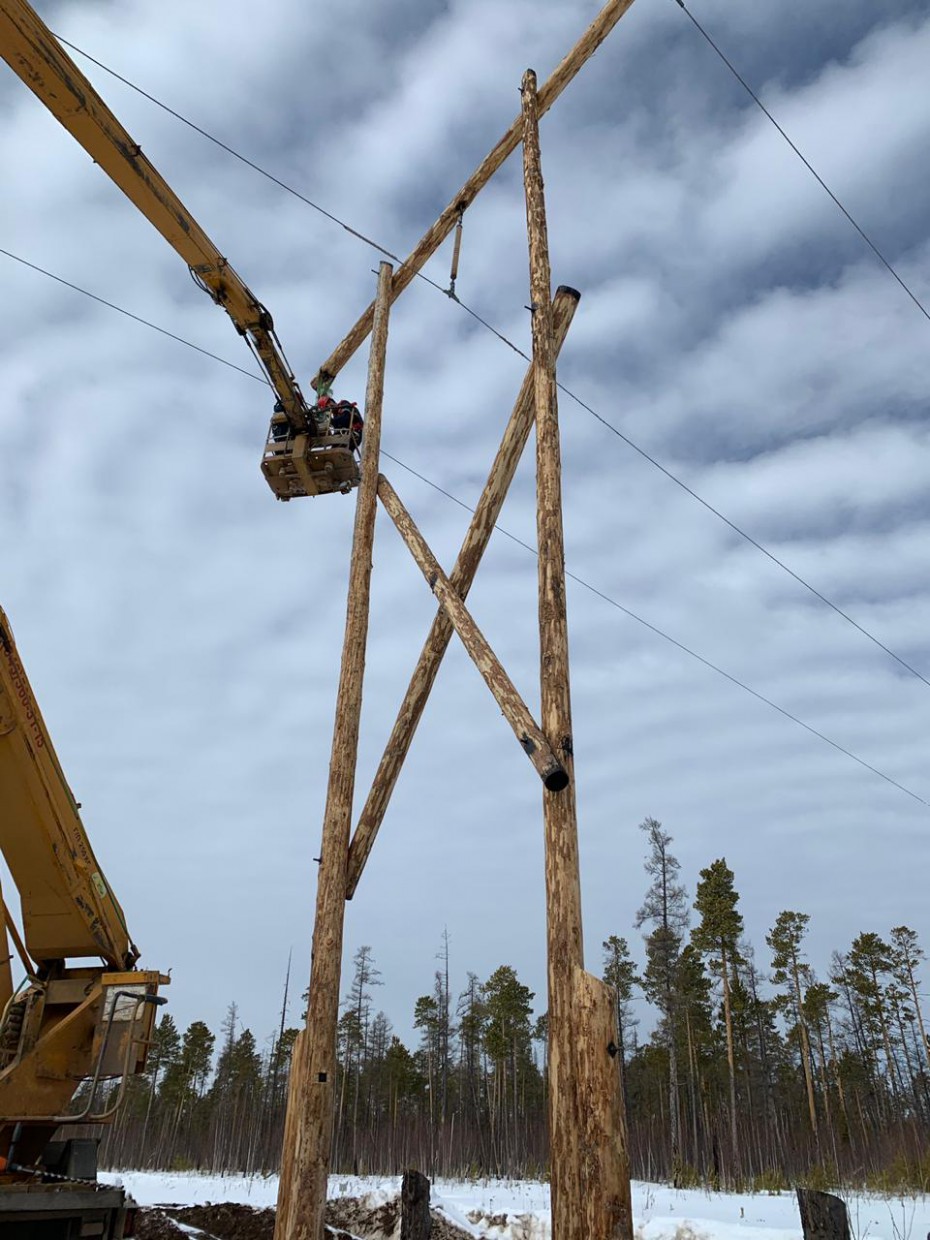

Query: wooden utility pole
<box><xmin>522</xmin><ymin>69</ymin><xmax>632</xmax><ymax>1240</ymax></box>
<box><xmin>274</xmin><ymin>261</ymin><xmax>393</xmax><ymax>1240</ymax></box>
<box><xmin>312</xmin><ymin>0</ymin><xmax>637</xmax><ymax>390</ymax></box>
<box><xmin>346</xmin><ymin>287</ymin><xmax>581</xmax><ymax>898</ymax></box>
<box><xmin>270</xmin><ymin>4</ymin><xmax>641</xmax><ymax>1228</ymax></box>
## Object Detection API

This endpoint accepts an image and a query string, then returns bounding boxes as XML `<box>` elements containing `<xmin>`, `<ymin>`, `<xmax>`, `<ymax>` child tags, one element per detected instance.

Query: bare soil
<box><xmin>135</xmin><ymin>1209</ymin><xmax>189</xmax><ymax>1240</ymax></box>
<box><xmin>136</xmin><ymin>1195</ymin><xmax>474</xmax><ymax>1240</ymax></box>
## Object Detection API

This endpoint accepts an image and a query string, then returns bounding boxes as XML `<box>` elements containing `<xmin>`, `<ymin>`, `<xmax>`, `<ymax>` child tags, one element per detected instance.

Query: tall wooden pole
<box><xmin>274</xmin><ymin>261</ymin><xmax>393</xmax><ymax>1240</ymax></box>
<box><xmin>522</xmin><ymin>69</ymin><xmax>631</xmax><ymax>1240</ymax></box>
<box><xmin>346</xmin><ymin>287</ymin><xmax>581</xmax><ymax>898</ymax></box>
<box><xmin>312</xmin><ymin>0</ymin><xmax>637</xmax><ymax>390</ymax></box>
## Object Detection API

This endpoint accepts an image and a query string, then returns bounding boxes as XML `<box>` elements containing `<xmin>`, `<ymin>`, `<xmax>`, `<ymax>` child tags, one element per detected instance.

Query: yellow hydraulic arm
<box><xmin>0</xmin><ymin>607</ymin><xmax>134</xmax><ymax>975</ymax></box>
<box><xmin>0</xmin><ymin>0</ymin><xmax>313</xmax><ymax>435</ymax></box>
<box><xmin>0</xmin><ymin>606</ymin><xmax>166</xmax><ymax>1169</ymax></box>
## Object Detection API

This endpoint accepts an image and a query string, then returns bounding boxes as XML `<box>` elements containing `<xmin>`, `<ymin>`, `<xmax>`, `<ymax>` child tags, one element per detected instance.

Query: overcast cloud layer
<box><xmin>2</xmin><ymin>0</ymin><xmax>929</xmax><ymax>1046</ymax></box>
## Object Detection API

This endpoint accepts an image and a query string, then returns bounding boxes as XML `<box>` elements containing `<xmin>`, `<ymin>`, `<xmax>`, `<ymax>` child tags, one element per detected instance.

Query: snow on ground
<box><xmin>102</xmin><ymin>1171</ymin><xmax>930</xmax><ymax>1240</ymax></box>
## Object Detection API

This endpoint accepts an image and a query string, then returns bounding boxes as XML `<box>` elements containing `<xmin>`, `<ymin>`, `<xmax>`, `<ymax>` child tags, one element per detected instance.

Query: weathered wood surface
<box><xmin>522</xmin><ymin>69</ymin><xmax>630</xmax><ymax>1240</ymax></box>
<box><xmin>274</xmin><ymin>262</ymin><xmax>393</xmax><ymax>1240</ymax></box>
<box><xmin>345</xmin><ymin>286</ymin><xmax>581</xmax><ymax>899</ymax></box>
<box><xmin>275</xmin><ymin>1026</ymin><xmax>305</xmax><ymax>1238</ymax></box>
<box><xmin>400</xmin><ymin>1170</ymin><xmax>432</xmax><ymax>1240</ymax></box>
<box><xmin>571</xmin><ymin>968</ymin><xmax>634</xmax><ymax>1240</ymax></box>
<box><xmin>377</xmin><ymin>474</ymin><xmax>567</xmax><ymax>792</ymax></box>
<box><xmin>312</xmin><ymin>0</ymin><xmax>637</xmax><ymax>389</ymax></box>
<box><xmin>796</xmin><ymin>1189</ymin><xmax>851</xmax><ymax>1240</ymax></box>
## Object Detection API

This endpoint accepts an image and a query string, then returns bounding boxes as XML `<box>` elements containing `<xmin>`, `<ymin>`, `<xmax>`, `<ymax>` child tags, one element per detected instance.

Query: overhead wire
<box><xmin>671</xmin><ymin>0</ymin><xmax>930</xmax><ymax>327</ymax></box>
<box><xmin>380</xmin><ymin>451</ymin><xmax>930</xmax><ymax>810</ymax></box>
<box><xmin>1</xmin><ymin>246</ymin><xmax>264</xmax><ymax>383</ymax></box>
<box><xmin>52</xmin><ymin>34</ymin><xmax>930</xmax><ymax>694</ymax></box>
<box><xmin>4</xmin><ymin>242</ymin><xmax>928</xmax><ymax>810</ymax></box>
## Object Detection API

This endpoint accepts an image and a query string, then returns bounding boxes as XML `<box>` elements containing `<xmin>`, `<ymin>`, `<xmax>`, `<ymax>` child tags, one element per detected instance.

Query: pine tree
<box><xmin>635</xmin><ymin>817</ymin><xmax>688</xmax><ymax>1183</ymax></box>
<box><xmin>890</xmin><ymin>926</ymin><xmax>930</xmax><ymax>1083</ymax></box>
<box><xmin>141</xmin><ymin>1013</ymin><xmax>179</xmax><ymax>1162</ymax></box>
<box><xmin>159</xmin><ymin>1019</ymin><xmax>215</xmax><ymax>1166</ymax></box>
<box><xmin>435</xmin><ymin>928</ymin><xmax>454</xmax><ymax>1124</ymax></box>
<box><xmin>676</xmin><ymin>944</ymin><xmax>712</xmax><ymax>1175</ymax></box>
<box><xmin>343</xmin><ymin>945</ymin><xmax>382</xmax><ymax>1170</ymax></box>
<box><xmin>693</xmin><ymin>858</ymin><xmax>743</xmax><ymax>1180</ymax></box>
<box><xmin>844</xmin><ymin>933</ymin><xmax>900</xmax><ymax>1102</ymax></box>
<box><xmin>767</xmin><ymin>911</ymin><xmax>819</xmax><ymax>1139</ymax></box>
<box><xmin>456</xmin><ymin>972</ymin><xmax>487</xmax><ymax>1158</ymax></box>
<box><xmin>483</xmin><ymin>966</ymin><xmax>536</xmax><ymax>1173</ymax></box>
<box><xmin>414</xmin><ymin>993</ymin><xmax>440</xmax><ymax>1170</ymax></box>
<box><xmin>602</xmin><ymin>934</ymin><xmax>639</xmax><ymax>1114</ymax></box>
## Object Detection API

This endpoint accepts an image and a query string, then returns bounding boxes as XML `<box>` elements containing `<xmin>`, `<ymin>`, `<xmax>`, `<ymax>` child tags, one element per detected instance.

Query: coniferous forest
<box><xmin>98</xmin><ymin>819</ymin><xmax>930</xmax><ymax>1191</ymax></box>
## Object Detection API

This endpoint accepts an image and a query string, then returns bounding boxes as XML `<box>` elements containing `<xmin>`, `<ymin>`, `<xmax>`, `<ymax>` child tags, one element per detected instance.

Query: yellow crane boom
<box><xmin>0</xmin><ymin>0</ymin><xmax>309</xmax><ymax>431</ymax></box>
<box><xmin>0</xmin><ymin>607</ymin><xmax>134</xmax><ymax>974</ymax></box>
<box><xmin>0</xmin><ymin>606</ymin><xmax>166</xmax><ymax>1205</ymax></box>
<box><xmin>0</xmin><ymin>0</ymin><xmax>358</xmax><ymax>498</ymax></box>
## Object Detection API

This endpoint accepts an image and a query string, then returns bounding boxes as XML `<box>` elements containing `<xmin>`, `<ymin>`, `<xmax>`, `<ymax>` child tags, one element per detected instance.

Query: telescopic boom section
<box><xmin>0</xmin><ymin>607</ymin><xmax>134</xmax><ymax>972</ymax></box>
<box><xmin>0</xmin><ymin>0</ymin><xmax>309</xmax><ymax>434</ymax></box>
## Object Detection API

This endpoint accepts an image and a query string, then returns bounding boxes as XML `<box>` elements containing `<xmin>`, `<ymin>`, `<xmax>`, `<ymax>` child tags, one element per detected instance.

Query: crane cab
<box><xmin>261</xmin><ymin>407</ymin><xmax>362</xmax><ymax>500</ymax></box>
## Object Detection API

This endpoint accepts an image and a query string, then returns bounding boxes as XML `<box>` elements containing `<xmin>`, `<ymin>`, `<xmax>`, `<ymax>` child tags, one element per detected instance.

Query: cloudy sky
<box><xmin>2</xmin><ymin>0</ymin><xmax>929</xmax><ymax>1051</ymax></box>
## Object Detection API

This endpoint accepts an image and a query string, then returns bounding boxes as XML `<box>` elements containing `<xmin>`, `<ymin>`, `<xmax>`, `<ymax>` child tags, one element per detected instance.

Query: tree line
<box><xmin>98</xmin><ymin>818</ymin><xmax>930</xmax><ymax>1190</ymax></box>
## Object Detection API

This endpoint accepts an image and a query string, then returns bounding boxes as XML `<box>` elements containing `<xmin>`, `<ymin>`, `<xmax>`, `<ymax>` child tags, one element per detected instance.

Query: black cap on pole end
<box><xmin>544</xmin><ymin>767</ymin><xmax>570</xmax><ymax>793</ymax></box>
<box><xmin>554</xmin><ymin>285</ymin><xmax>582</xmax><ymax>303</ymax></box>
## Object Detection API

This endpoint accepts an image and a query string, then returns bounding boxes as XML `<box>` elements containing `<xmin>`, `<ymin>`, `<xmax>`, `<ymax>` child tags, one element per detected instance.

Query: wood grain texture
<box><xmin>274</xmin><ymin>263</ymin><xmax>393</xmax><ymax>1240</ymax></box>
<box><xmin>345</xmin><ymin>286</ymin><xmax>580</xmax><ymax>899</ymax></box>
<box><xmin>523</xmin><ymin>70</ymin><xmax>630</xmax><ymax>1240</ymax></box>
<box><xmin>377</xmin><ymin>474</ymin><xmax>567</xmax><ymax>792</ymax></box>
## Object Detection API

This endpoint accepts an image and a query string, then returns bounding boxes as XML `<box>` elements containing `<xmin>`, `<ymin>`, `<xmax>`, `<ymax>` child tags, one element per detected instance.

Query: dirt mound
<box><xmin>325</xmin><ymin>1194</ymin><xmax>398</xmax><ymax>1237</ymax></box>
<box><xmin>137</xmin><ymin>1195</ymin><xmax>473</xmax><ymax>1240</ymax></box>
<box><xmin>326</xmin><ymin>1193</ymin><xmax>473</xmax><ymax>1239</ymax></box>
<box><xmin>168</xmin><ymin>1202</ymin><xmax>275</xmax><ymax>1240</ymax></box>
<box><xmin>135</xmin><ymin>1210</ymin><xmax>189</xmax><ymax>1240</ymax></box>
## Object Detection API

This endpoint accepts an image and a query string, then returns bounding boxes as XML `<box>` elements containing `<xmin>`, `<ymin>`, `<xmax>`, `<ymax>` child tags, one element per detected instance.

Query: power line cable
<box><xmin>53</xmin><ymin>36</ymin><xmax>930</xmax><ymax>693</ymax></box>
<box><xmin>54</xmin><ymin>34</ymin><xmax>409</xmax><ymax>270</ymax></box>
<box><xmin>57</xmin><ymin>32</ymin><xmax>534</xmax><ymax>336</ymax></box>
<box><xmin>0</xmin><ymin>247</ymin><xmax>265</xmax><ymax>384</ymax></box>
<box><xmin>380</xmin><ymin>451</ymin><xmax>930</xmax><ymax>811</ymax></box>
<box><xmin>672</xmin><ymin>0</ymin><xmax>930</xmax><ymax>327</ymax></box>
<box><xmin>4</xmin><ymin>240</ymin><xmax>927</xmax><ymax>810</ymax></box>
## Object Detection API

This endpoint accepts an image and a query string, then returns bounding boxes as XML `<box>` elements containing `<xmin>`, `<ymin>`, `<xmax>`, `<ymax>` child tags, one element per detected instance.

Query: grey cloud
<box><xmin>2</xmin><ymin>0</ymin><xmax>929</xmax><ymax>1047</ymax></box>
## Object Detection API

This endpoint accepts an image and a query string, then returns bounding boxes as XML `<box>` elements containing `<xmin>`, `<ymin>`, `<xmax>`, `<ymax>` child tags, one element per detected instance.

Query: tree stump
<box><xmin>797</xmin><ymin>1188</ymin><xmax>851</xmax><ymax>1240</ymax></box>
<box><xmin>401</xmin><ymin>1170</ymin><xmax>431</xmax><ymax>1240</ymax></box>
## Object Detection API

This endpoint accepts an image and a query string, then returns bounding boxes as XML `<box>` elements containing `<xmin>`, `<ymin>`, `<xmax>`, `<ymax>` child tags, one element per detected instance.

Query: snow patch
<box><xmin>101</xmin><ymin>1171</ymin><xmax>930</xmax><ymax>1240</ymax></box>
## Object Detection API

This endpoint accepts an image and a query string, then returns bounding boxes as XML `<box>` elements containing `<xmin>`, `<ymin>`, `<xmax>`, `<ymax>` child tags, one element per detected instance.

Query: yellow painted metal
<box><xmin>0</xmin><ymin>0</ymin><xmax>352</xmax><ymax>498</ymax></box>
<box><xmin>0</xmin><ymin>886</ymin><xmax>13</xmax><ymax>1017</ymax></box>
<box><xmin>0</xmin><ymin>608</ymin><xmax>133</xmax><ymax>970</ymax></box>
<box><xmin>0</xmin><ymin>971</ymin><xmax>168</xmax><ymax>1124</ymax></box>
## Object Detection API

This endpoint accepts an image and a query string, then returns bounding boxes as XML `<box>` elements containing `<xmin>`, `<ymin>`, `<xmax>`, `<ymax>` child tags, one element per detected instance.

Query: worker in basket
<box><xmin>330</xmin><ymin>399</ymin><xmax>364</xmax><ymax>450</ymax></box>
<box><xmin>268</xmin><ymin>388</ymin><xmax>363</xmax><ymax>449</ymax></box>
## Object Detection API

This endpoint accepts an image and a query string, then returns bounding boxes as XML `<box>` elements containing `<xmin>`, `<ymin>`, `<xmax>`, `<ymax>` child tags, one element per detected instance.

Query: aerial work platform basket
<box><xmin>261</xmin><ymin>427</ymin><xmax>361</xmax><ymax>500</ymax></box>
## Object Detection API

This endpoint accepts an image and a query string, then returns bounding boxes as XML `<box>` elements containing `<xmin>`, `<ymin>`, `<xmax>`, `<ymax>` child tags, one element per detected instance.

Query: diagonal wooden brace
<box><xmin>345</xmin><ymin>287</ymin><xmax>580</xmax><ymax>899</ymax></box>
<box><xmin>313</xmin><ymin>0</ymin><xmax>636</xmax><ymax>389</ymax></box>
<box><xmin>376</xmin><ymin>474</ymin><xmax>568</xmax><ymax>796</ymax></box>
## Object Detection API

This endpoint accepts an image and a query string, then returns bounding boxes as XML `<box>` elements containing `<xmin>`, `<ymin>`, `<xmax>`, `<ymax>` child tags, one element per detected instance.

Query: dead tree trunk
<box><xmin>796</xmin><ymin>1189</ymin><xmax>851</xmax><ymax>1240</ymax></box>
<box><xmin>401</xmin><ymin>1170</ymin><xmax>431</xmax><ymax>1240</ymax></box>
